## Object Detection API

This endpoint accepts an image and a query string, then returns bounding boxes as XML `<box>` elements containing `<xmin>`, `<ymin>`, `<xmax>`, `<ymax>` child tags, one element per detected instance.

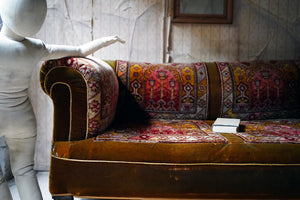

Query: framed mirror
<box><xmin>172</xmin><ymin>0</ymin><xmax>233</xmax><ymax>24</ymax></box>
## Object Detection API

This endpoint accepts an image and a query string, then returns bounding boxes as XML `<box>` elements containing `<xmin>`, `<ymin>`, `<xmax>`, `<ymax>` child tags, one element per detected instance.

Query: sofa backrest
<box><xmin>114</xmin><ymin>60</ymin><xmax>300</xmax><ymax>120</ymax></box>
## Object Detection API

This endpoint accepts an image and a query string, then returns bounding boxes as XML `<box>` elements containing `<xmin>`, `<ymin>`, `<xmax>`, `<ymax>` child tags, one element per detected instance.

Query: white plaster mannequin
<box><xmin>0</xmin><ymin>0</ymin><xmax>125</xmax><ymax>199</ymax></box>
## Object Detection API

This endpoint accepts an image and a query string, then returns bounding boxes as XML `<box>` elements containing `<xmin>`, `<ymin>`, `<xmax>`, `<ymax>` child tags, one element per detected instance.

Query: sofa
<box><xmin>40</xmin><ymin>57</ymin><xmax>300</xmax><ymax>200</ymax></box>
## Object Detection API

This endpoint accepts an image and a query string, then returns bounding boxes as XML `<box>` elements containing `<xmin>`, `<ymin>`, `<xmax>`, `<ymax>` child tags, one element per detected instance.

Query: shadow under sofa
<box><xmin>40</xmin><ymin>57</ymin><xmax>300</xmax><ymax>199</ymax></box>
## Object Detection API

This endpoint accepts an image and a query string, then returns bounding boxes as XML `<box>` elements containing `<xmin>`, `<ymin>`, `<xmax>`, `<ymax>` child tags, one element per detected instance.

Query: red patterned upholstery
<box><xmin>95</xmin><ymin>119</ymin><xmax>228</xmax><ymax>143</ymax></box>
<box><xmin>235</xmin><ymin>119</ymin><xmax>300</xmax><ymax>143</ymax></box>
<box><xmin>116</xmin><ymin>60</ymin><xmax>209</xmax><ymax>119</ymax></box>
<box><xmin>115</xmin><ymin>60</ymin><xmax>300</xmax><ymax>120</ymax></box>
<box><xmin>41</xmin><ymin>57</ymin><xmax>119</xmax><ymax>139</ymax></box>
<box><xmin>217</xmin><ymin>61</ymin><xmax>300</xmax><ymax>119</ymax></box>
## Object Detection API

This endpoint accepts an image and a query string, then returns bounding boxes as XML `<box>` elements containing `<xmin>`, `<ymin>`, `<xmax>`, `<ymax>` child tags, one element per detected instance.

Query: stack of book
<box><xmin>212</xmin><ymin>118</ymin><xmax>240</xmax><ymax>133</ymax></box>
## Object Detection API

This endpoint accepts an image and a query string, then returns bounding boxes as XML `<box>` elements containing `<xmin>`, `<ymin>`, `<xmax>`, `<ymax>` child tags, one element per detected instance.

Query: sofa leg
<box><xmin>52</xmin><ymin>196</ymin><xmax>74</xmax><ymax>200</ymax></box>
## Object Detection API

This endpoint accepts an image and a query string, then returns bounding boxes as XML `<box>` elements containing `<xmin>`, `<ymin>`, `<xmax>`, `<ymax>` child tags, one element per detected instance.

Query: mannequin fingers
<box><xmin>117</xmin><ymin>38</ymin><xmax>126</xmax><ymax>44</ymax></box>
<box><xmin>105</xmin><ymin>35</ymin><xmax>125</xmax><ymax>44</ymax></box>
<box><xmin>114</xmin><ymin>36</ymin><xmax>126</xmax><ymax>44</ymax></box>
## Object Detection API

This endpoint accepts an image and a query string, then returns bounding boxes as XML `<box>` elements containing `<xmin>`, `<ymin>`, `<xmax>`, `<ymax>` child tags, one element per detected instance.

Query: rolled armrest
<box><xmin>40</xmin><ymin>57</ymin><xmax>119</xmax><ymax>141</ymax></box>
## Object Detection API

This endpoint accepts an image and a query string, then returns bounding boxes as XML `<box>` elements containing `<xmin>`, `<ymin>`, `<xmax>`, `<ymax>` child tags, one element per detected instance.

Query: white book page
<box><xmin>213</xmin><ymin>118</ymin><xmax>240</xmax><ymax>127</ymax></box>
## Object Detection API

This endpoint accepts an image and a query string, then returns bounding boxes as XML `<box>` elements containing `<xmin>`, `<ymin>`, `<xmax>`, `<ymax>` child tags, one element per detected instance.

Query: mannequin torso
<box><xmin>0</xmin><ymin>35</ymin><xmax>46</xmax><ymax>139</ymax></box>
<box><xmin>0</xmin><ymin>36</ymin><xmax>46</xmax><ymax>107</ymax></box>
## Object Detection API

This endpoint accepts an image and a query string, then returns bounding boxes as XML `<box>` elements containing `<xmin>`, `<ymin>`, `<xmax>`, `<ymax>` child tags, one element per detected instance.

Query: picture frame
<box><xmin>172</xmin><ymin>0</ymin><xmax>233</xmax><ymax>24</ymax></box>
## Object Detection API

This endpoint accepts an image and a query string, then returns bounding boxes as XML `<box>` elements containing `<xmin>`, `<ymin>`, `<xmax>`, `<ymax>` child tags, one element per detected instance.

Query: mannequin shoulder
<box><xmin>24</xmin><ymin>37</ymin><xmax>47</xmax><ymax>49</ymax></box>
<box><xmin>0</xmin><ymin>37</ymin><xmax>47</xmax><ymax>59</ymax></box>
<box><xmin>0</xmin><ymin>36</ymin><xmax>45</xmax><ymax>48</ymax></box>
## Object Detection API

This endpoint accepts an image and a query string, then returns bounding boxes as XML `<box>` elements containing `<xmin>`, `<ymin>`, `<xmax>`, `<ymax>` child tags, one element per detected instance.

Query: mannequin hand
<box><xmin>79</xmin><ymin>35</ymin><xmax>126</xmax><ymax>56</ymax></box>
<box><xmin>101</xmin><ymin>35</ymin><xmax>126</xmax><ymax>45</ymax></box>
<box><xmin>112</xmin><ymin>35</ymin><xmax>126</xmax><ymax>44</ymax></box>
<box><xmin>45</xmin><ymin>35</ymin><xmax>126</xmax><ymax>60</ymax></box>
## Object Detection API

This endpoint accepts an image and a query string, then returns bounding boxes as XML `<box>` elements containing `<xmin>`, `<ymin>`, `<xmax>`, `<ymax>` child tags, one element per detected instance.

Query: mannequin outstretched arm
<box><xmin>43</xmin><ymin>35</ymin><xmax>125</xmax><ymax>60</ymax></box>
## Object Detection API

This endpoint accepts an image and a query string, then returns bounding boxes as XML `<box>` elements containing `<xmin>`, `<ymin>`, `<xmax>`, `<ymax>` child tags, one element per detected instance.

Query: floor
<box><xmin>8</xmin><ymin>171</ymin><xmax>89</xmax><ymax>200</ymax></box>
<box><xmin>8</xmin><ymin>172</ymin><xmax>279</xmax><ymax>200</ymax></box>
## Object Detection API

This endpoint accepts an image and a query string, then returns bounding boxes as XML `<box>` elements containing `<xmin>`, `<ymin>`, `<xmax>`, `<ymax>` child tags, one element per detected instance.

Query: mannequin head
<box><xmin>0</xmin><ymin>0</ymin><xmax>47</xmax><ymax>38</ymax></box>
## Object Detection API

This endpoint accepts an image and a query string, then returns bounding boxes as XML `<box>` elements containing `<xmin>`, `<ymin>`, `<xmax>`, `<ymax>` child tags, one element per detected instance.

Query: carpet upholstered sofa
<box><xmin>40</xmin><ymin>57</ymin><xmax>300</xmax><ymax>200</ymax></box>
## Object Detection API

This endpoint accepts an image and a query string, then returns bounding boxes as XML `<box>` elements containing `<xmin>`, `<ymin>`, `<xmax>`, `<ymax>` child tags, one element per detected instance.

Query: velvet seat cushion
<box><xmin>52</xmin><ymin>119</ymin><xmax>300</xmax><ymax>165</ymax></box>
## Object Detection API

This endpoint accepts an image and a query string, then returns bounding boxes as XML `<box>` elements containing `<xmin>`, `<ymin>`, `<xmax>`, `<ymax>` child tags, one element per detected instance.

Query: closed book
<box><xmin>212</xmin><ymin>118</ymin><xmax>240</xmax><ymax>133</ymax></box>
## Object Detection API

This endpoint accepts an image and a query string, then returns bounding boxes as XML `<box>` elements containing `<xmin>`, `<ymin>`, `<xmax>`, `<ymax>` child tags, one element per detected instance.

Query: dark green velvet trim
<box><xmin>206</xmin><ymin>62</ymin><xmax>221</xmax><ymax>119</ymax></box>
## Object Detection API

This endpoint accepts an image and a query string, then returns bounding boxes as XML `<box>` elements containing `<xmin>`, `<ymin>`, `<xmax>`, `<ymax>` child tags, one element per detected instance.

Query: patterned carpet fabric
<box><xmin>41</xmin><ymin>57</ymin><xmax>119</xmax><ymax>138</ymax></box>
<box><xmin>115</xmin><ymin>60</ymin><xmax>300</xmax><ymax>120</ymax></box>
<box><xmin>116</xmin><ymin>60</ymin><xmax>209</xmax><ymax>119</ymax></box>
<box><xmin>217</xmin><ymin>61</ymin><xmax>300</xmax><ymax>120</ymax></box>
<box><xmin>41</xmin><ymin>59</ymin><xmax>300</xmax><ymax>141</ymax></box>
<box><xmin>234</xmin><ymin>119</ymin><xmax>300</xmax><ymax>143</ymax></box>
<box><xmin>94</xmin><ymin>119</ymin><xmax>300</xmax><ymax>144</ymax></box>
<box><xmin>95</xmin><ymin>119</ymin><xmax>228</xmax><ymax>143</ymax></box>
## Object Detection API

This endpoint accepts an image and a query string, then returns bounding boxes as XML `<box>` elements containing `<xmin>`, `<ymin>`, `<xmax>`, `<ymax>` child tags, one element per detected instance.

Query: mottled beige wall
<box><xmin>36</xmin><ymin>0</ymin><xmax>164</xmax><ymax>61</ymax></box>
<box><xmin>31</xmin><ymin>0</ymin><xmax>300</xmax><ymax>170</ymax></box>
<box><xmin>92</xmin><ymin>0</ymin><xmax>164</xmax><ymax>61</ymax></box>
<box><xmin>169</xmin><ymin>0</ymin><xmax>300</xmax><ymax>62</ymax></box>
<box><xmin>32</xmin><ymin>0</ymin><xmax>165</xmax><ymax>170</ymax></box>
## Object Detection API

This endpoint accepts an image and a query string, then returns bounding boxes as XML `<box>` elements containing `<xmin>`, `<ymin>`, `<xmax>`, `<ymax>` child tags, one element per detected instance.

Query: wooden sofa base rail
<box><xmin>52</xmin><ymin>196</ymin><xmax>73</xmax><ymax>200</ymax></box>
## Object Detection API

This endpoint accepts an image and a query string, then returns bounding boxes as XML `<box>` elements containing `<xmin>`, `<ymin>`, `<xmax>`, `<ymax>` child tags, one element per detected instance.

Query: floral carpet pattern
<box><xmin>41</xmin><ymin>57</ymin><xmax>118</xmax><ymax>138</ymax></box>
<box><xmin>95</xmin><ymin>119</ymin><xmax>228</xmax><ymax>143</ymax></box>
<box><xmin>217</xmin><ymin>60</ymin><xmax>300</xmax><ymax>120</ymax></box>
<box><xmin>234</xmin><ymin>119</ymin><xmax>300</xmax><ymax>143</ymax></box>
<box><xmin>115</xmin><ymin>60</ymin><xmax>209</xmax><ymax>119</ymax></box>
<box><xmin>95</xmin><ymin>119</ymin><xmax>300</xmax><ymax>144</ymax></box>
<box><xmin>116</xmin><ymin>60</ymin><xmax>299</xmax><ymax>120</ymax></box>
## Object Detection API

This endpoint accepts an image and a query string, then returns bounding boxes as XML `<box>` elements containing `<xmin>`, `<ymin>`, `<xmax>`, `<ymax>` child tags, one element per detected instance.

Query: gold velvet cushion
<box><xmin>52</xmin><ymin>119</ymin><xmax>300</xmax><ymax>165</ymax></box>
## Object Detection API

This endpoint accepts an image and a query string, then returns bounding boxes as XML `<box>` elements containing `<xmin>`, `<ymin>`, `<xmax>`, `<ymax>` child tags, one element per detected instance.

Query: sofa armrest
<box><xmin>40</xmin><ymin>57</ymin><xmax>119</xmax><ymax>141</ymax></box>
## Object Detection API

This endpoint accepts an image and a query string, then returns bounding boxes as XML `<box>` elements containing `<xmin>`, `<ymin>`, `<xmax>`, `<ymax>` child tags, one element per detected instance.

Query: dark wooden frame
<box><xmin>172</xmin><ymin>0</ymin><xmax>233</xmax><ymax>24</ymax></box>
